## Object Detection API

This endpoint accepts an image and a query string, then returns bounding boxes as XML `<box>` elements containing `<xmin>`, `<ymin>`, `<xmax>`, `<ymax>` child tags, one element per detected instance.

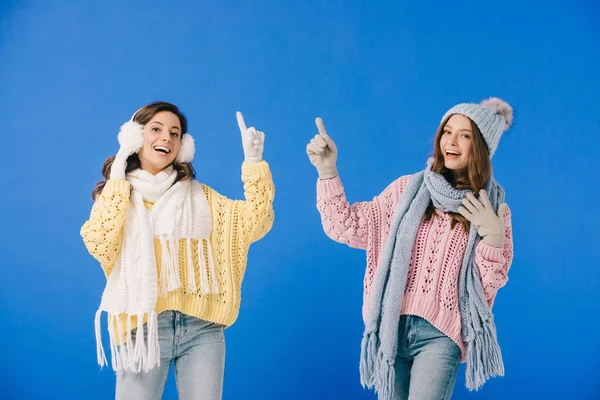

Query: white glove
<box><xmin>306</xmin><ymin>117</ymin><xmax>338</xmax><ymax>179</ymax></box>
<box><xmin>110</xmin><ymin>121</ymin><xmax>144</xmax><ymax>180</ymax></box>
<box><xmin>458</xmin><ymin>190</ymin><xmax>508</xmax><ymax>248</ymax></box>
<box><xmin>236</xmin><ymin>112</ymin><xmax>265</xmax><ymax>163</ymax></box>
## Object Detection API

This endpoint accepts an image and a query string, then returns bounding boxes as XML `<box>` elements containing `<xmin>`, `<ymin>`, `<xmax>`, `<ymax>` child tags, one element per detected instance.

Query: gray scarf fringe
<box><xmin>359</xmin><ymin>159</ymin><xmax>505</xmax><ymax>398</ymax></box>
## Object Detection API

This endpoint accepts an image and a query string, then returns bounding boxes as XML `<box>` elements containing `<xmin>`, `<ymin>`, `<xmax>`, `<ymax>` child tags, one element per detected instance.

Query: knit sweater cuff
<box><xmin>476</xmin><ymin>241</ymin><xmax>504</xmax><ymax>262</ymax></box>
<box><xmin>241</xmin><ymin>160</ymin><xmax>271</xmax><ymax>178</ymax></box>
<box><xmin>102</xmin><ymin>179</ymin><xmax>131</xmax><ymax>197</ymax></box>
<box><xmin>316</xmin><ymin>176</ymin><xmax>344</xmax><ymax>196</ymax></box>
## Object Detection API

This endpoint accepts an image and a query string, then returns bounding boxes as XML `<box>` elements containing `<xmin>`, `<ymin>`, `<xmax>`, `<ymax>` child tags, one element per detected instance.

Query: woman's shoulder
<box><xmin>190</xmin><ymin>179</ymin><xmax>213</xmax><ymax>193</ymax></box>
<box><xmin>190</xmin><ymin>180</ymin><xmax>225</xmax><ymax>202</ymax></box>
<box><xmin>386</xmin><ymin>174</ymin><xmax>412</xmax><ymax>193</ymax></box>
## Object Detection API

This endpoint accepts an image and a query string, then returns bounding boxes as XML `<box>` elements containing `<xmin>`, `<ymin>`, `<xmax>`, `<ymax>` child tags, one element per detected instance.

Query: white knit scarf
<box><xmin>94</xmin><ymin>167</ymin><xmax>218</xmax><ymax>372</ymax></box>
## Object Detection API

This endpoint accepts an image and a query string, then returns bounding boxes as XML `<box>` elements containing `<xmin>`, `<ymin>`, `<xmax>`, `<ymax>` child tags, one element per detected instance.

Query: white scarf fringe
<box><xmin>94</xmin><ymin>167</ymin><xmax>218</xmax><ymax>372</ymax></box>
<box><xmin>186</xmin><ymin>239</ymin><xmax>198</xmax><ymax>293</ymax></box>
<box><xmin>95</xmin><ymin>311</ymin><xmax>162</xmax><ymax>373</ymax></box>
<box><xmin>207</xmin><ymin>241</ymin><xmax>219</xmax><ymax>293</ymax></box>
<box><xmin>156</xmin><ymin>236</ymin><xmax>218</xmax><ymax>296</ymax></box>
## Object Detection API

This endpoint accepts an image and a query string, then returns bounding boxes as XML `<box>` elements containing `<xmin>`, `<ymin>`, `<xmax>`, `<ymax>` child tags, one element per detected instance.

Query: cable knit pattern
<box><xmin>81</xmin><ymin>161</ymin><xmax>275</xmax><ymax>332</ymax></box>
<box><xmin>316</xmin><ymin>175</ymin><xmax>513</xmax><ymax>360</ymax></box>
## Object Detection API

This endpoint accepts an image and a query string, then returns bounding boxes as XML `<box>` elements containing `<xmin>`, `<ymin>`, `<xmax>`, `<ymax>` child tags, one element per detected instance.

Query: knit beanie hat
<box><xmin>441</xmin><ymin>97</ymin><xmax>513</xmax><ymax>157</ymax></box>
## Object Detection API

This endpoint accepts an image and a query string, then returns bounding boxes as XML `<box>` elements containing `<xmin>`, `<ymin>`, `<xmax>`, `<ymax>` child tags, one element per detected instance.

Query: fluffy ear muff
<box><xmin>117</xmin><ymin>121</ymin><xmax>144</xmax><ymax>152</ymax></box>
<box><xmin>176</xmin><ymin>133</ymin><xmax>195</xmax><ymax>163</ymax></box>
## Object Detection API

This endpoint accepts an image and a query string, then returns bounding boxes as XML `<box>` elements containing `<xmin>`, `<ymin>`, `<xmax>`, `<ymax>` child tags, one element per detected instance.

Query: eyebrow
<box><xmin>445</xmin><ymin>124</ymin><xmax>472</xmax><ymax>133</ymax></box>
<box><xmin>150</xmin><ymin>121</ymin><xmax>181</xmax><ymax>131</ymax></box>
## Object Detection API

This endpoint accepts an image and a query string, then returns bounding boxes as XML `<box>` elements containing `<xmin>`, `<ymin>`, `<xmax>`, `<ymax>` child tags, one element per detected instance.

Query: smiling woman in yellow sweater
<box><xmin>80</xmin><ymin>101</ymin><xmax>274</xmax><ymax>400</ymax></box>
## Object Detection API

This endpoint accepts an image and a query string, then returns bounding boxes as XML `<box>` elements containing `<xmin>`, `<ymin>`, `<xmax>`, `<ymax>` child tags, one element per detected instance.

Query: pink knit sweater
<box><xmin>316</xmin><ymin>175</ymin><xmax>513</xmax><ymax>360</ymax></box>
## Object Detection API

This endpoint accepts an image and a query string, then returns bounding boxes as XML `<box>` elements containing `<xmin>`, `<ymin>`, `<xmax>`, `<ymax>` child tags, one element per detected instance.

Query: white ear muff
<box><xmin>117</xmin><ymin>121</ymin><xmax>144</xmax><ymax>152</ymax></box>
<box><xmin>125</xmin><ymin>106</ymin><xmax>192</xmax><ymax>161</ymax></box>
<box><xmin>176</xmin><ymin>133</ymin><xmax>195</xmax><ymax>163</ymax></box>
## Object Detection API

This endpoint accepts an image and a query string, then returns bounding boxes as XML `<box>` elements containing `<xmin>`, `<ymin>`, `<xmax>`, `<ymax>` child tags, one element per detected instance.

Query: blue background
<box><xmin>1</xmin><ymin>0</ymin><xmax>599</xmax><ymax>398</ymax></box>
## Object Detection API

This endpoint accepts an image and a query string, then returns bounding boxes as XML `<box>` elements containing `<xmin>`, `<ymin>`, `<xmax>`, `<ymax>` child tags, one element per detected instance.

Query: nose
<box><xmin>448</xmin><ymin>132</ymin><xmax>458</xmax><ymax>145</ymax></box>
<box><xmin>160</xmin><ymin>131</ymin><xmax>172</xmax><ymax>143</ymax></box>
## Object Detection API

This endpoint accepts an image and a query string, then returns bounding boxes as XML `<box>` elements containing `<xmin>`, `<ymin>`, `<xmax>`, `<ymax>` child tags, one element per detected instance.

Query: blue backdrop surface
<box><xmin>1</xmin><ymin>1</ymin><xmax>599</xmax><ymax>399</ymax></box>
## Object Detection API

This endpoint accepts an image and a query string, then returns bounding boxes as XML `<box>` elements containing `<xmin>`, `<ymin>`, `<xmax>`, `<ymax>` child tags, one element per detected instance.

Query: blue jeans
<box><xmin>393</xmin><ymin>315</ymin><xmax>461</xmax><ymax>400</ymax></box>
<box><xmin>115</xmin><ymin>311</ymin><xmax>226</xmax><ymax>400</ymax></box>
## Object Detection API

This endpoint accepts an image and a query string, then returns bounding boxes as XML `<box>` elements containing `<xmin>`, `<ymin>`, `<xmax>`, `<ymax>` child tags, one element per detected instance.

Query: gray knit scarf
<box><xmin>359</xmin><ymin>159</ymin><xmax>505</xmax><ymax>398</ymax></box>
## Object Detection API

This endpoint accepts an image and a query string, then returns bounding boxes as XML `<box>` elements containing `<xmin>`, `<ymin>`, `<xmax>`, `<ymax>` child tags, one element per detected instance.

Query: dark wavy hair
<box><xmin>423</xmin><ymin>115</ymin><xmax>491</xmax><ymax>231</ymax></box>
<box><xmin>91</xmin><ymin>101</ymin><xmax>195</xmax><ymax>200</ymax></box>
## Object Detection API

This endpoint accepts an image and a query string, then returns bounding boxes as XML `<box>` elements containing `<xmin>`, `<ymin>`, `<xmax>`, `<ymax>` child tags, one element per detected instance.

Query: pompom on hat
<box><xmin>442</xmin><ymin>97</ymin><xmax>513</xmax><ymax>157</ymax></box>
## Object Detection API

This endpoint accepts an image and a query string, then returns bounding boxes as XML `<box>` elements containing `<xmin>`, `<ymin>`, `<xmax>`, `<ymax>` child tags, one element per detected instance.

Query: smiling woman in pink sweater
<box><xmin>307</xmin><ymin>98</ymin><xmax>514</xmax><ymax>400</ymax></box>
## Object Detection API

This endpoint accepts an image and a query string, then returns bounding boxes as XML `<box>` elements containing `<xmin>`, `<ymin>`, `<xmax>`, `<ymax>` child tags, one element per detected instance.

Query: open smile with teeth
<box><xmin>154</xmin><ymin>146</ymin><xmax>171</xmax><ymax>155</ymax></box>
<box><xmin>445</xmin><ymin>149</ymin><xmax>461</xmax><ymax>157</ymax></box>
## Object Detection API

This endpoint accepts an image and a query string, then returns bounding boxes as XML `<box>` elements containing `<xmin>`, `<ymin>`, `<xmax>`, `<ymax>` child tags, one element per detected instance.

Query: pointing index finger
<box><xmin>236</xmin><ymin>111</ymin><xmax>247</xmax><ymax>136</ymax></box>
<box><xmin>315</xmin><ymin>117</ymin><xmax>327</xmax><ymax>136</ymax></box>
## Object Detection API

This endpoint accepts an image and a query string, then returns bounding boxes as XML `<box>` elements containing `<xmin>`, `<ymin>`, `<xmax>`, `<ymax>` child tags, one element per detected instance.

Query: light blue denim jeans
<box><xmin>115</xmin><ymin>311</ymin><xmax>226</xmax><ymax>400</ymax></box>
<box><xmin>393</xmin><ymin>315</ymin><xmax>461</xmax><ymax>400</ymax></box>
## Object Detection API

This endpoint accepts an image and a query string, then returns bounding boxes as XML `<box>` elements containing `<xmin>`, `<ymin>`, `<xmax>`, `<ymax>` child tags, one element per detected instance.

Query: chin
<box><xmin>157</xmin><ymin>162</ymin><xmax>174</xmax><ymax>171</ymax></box>
<box><xmin>444</xmin><ymin>162</ymin><xmax>467</xmax><ymax>171</ymax></box>
<box><xmin>444</xmin><ymin>162</ymin><xmax>456</xmax><ymax>170</ymax></box>
<box><xmin>143</xmin><ymin>159</ymin><xmax>173</xmax><ymax>174</ymax></box>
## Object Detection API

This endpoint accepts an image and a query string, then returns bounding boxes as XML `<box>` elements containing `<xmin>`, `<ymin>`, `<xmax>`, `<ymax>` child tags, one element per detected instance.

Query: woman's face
<box><xmin>439</xmin><ymin>114</ymin><xmax>473</xmax><ymax>172</ymax></box>
<box><xmin>138</xmin><ymin>111</ymin><xmax>182</xmax><ymax>175</ymax></box>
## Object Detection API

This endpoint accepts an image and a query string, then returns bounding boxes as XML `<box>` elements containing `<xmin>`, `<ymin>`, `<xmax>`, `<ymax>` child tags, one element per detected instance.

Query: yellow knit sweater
<box><xmin>81</xmin><ymin>161</ymin><xmax>275</xmax><ymax>333</ymax></box>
